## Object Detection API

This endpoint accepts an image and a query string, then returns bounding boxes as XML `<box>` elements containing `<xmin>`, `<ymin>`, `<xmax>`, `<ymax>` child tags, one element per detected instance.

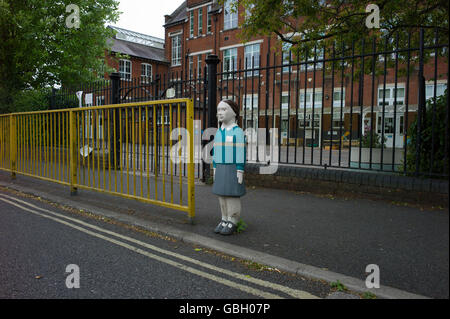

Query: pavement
<box><xmin>0</xmin><ymin>170</ymin><xmax>448</xmax><ymax>299</ymax></box>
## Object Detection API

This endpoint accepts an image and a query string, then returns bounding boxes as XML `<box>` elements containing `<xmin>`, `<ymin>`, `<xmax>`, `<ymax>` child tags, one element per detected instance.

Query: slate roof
<box><xmin>164</xmin><ymin>1</ymin><xmax>188</xmax><ymax>27</ymax></box>
<box><xmin>110</xmin><ymin>38</ymin><xmax>168</xmax><ymax>63</ymax></box>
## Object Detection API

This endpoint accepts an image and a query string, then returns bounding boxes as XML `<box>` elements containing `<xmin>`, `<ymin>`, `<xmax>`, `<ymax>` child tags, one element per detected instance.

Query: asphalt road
<box><xmin>0</xmin><ymin>189</ymin><xmax>333</xmax><ymax>300</ymax></box>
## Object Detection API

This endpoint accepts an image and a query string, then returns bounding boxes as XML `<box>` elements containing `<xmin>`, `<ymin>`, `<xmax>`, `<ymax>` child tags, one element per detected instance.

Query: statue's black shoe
<box><xmin>214</xmin><ymin>220</ymin><xmax>228</xmax><ymax>234</ymax></box>
<box><xmin>220</xmin><ymin>222</ymin><xmax>237</xmax><ymax>235</ymax></box>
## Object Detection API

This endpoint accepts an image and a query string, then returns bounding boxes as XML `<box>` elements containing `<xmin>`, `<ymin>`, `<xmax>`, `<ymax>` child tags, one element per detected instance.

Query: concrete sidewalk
<box><xmin>0</xmin><ymin>171</ymin><xmax>447</xmax><ymax>299</ymax></box>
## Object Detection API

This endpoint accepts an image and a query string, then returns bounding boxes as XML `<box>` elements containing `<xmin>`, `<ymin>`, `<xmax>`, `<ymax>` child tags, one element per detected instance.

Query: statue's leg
<box><xmin>226</xmin><ymin>197</ymin><xmax>241</xmax><ymax>225</ymax></box>
<box><xmin>215</xmin><ymin>196</ymin><xmax>229</xmax><ymax>233</ymax></box>
<box><xmin>218</xmin><ymin>196</ymin><xmax>228</xmax><ymax>221</ymax></box>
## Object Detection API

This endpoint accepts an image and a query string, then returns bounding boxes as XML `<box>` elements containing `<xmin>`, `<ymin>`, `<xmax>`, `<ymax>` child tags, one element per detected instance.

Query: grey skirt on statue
<box><xmin>212</xmin><ymin>164</ymin><xmax>246</xmax><ymax>197</ymax></box>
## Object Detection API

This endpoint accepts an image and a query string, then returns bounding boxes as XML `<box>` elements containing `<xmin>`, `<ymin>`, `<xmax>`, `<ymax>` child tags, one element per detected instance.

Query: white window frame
<box><xmin>141</xmin><ymin>63</ymin><xmax>152</xmax><ymax>84</ymax></box>
<box><xmin>426</xmin><ymin>82</ymin><xmax>447</xmax><ymax>101</ymax></box>
<box><xmin>378</xmin><ymin>85</ymin><xmax>405</xmax><ymax>107</ymax></box>
<box><xmin>198</xmin><ymin>7</ymin><xmax>203</xmax><ymax>35</ymax></box>
<box><xmin>224</xmin><ymin>0</ymin><xmax>238</xmax><ymax>30</ymax></box>
<box><xmin>298</xmin><ymin>113</ymin><xmax>320</xmax><ymax>129</ymax></box>
<box><xmin>190</xmin><ymin>11</ymin><xmax>195</xmax><ymax>38</ymax></box>
<box><xmin>282</xmin><ymin>42</ymin><xmax>292</xmax><ymax>73</ymax></box>
<box><xmin>171</xmin><ymin>34</ymin><xmax>182</xmax><ymax>67</ymax></box>
<box><xmin>189</xmin><ymin>56</ymin><xmax>194</xmax><ymax>80</ymax></box>
<box><xmin>243</xmin><ymin>94</ymin><xmax>258</xmax><ymax>130</ymax></box>
<box><xmin>207</xmin><ymin>5</ymin><xmax>212</xmax><ymax>33</ymax></box>
<box><xmin>377</xmin><ymin>114</ymin><xmax>405</xmax><ymax>135</ymax></box>
<box><xmin>244</xmin><ymin>43</ymin><xmax>260</xmax><ymax>76</ymax></box>
<box><xmin>333</xmin><ymin>88</ymin><xmax>345</xmax><ymax>107</ymax></box>
<box><xmin>119</xmin><ymin>59</ymin><xmax>132</xmax><ymax>81</ymax></box>
<box><xmin>300</xmin><ymin>47</ymin><xmax>324</xmax><ymax>71</ymax></box>
<box><xmin>281</xmin><ymin>92</ymin><xmax>290</xmax><ymax>109</ymax></box>
<box><xmin>243</xmin><ymin>94</ymin><xmax>258</xmax><ymax>110</ymax></box>
<box><xmin>197</xmin><ymin>54</ymin><xmax>202</xmax><ymax>77</ymax></box>
<box><xmin>299</xmin><ymin>89</ymin><xmax>323</xmax><ymax>109</ymax></box>
<box><xmin>223</xmin><ymin>47</ymin><xmax>237</xmax><ymax>79</ymax></box>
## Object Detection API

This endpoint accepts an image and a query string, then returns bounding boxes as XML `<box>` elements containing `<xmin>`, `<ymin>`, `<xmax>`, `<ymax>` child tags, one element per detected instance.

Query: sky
<box><xmin>111</xmin><ymin>0</ymin><xmax>183</xmax><ymax>39</ymax></box>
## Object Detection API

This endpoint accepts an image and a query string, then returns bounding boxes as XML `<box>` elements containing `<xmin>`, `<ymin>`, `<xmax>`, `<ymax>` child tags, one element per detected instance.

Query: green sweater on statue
<box><xmin>212</xmin><ymin>124</ymin><xmax>246</xmax><ymax>171</ymax></box>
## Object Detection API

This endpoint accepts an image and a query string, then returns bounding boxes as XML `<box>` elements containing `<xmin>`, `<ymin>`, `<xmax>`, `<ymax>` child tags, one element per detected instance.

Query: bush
<box><xmin>405</xmin><ymin>91</ymin><xmax>449</xmax><ymax>176</ymax></box>
<box><xmin>360</xmin><ymin>130</ymin><xmax>387</xmax><ymax>148</ymax></box>
<box><xmin>12</xmin><ymin>88</ymin><xmax>52</xmax><ymax>113</ymax></box>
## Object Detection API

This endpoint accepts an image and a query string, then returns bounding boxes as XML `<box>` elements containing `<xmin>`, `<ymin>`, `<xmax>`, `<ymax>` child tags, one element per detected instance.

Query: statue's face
<box><xmin>217</xmin><ymin>101</ymin><xmax>236</xmax><ymax>124</ymax></box>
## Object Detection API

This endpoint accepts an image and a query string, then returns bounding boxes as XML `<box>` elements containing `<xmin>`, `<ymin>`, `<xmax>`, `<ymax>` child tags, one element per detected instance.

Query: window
<box><xmin>119</xmin><ymin>59</ymin><xmax>131</xmax><ymax>80</ymax></box>
<box><xmin>281</xmin><ymin>93</ymin><xmax>290</xmax><ymax>109</ymax></box>
<box><xmin>298</xmin><ymin>113</ymin><xmax>320</xmax><ymax>128</ymax></box>
<box><xmin>243</xmin><ymin>94</ymin><xmax>258</xmax><ymax>129</ymax></box>
<box><xmin>223</xmin><ymin>47</ymin><xmax>237</xmax><ymax>79</ymax></box>
<box><xmin>189</xmin><ymin>56</ymin><xmax>194</xmax><ymax>79</ymax></box>
<box><xmin>141</xmin><ymin>63</ymin><xmax>152</xmax><ymax>83</ymax></box>
<box><xmin>197</xmin><ymin>54</ymin><xmax>202</xmax><ymax>77</ymax></box>
<box><xmin>243</xmin><ymin>94</ymin><xmax>258</xmax><ymax>110</ymax></box>
<box><xmin>198</xmin><ymin>8</ymin><xmax>203</xmax><ymax>35</ymax></box>
<box><xmin>207</xmin><ymin>5</ymin><xmax>212</xmax><ymax>33</ymax></box>
<box><xmin>332</xmin><ymin>119</ymin><xmax>345</xmax><ymax>130</ymax></box>
<box><xmin>299</xmin><ymin>90</ymin><xmax>323</xmax><ymax>108</ymax></box>
<box><xmin>333</xmin><ymin>89</ymin><xmax>345</xmax><ymax>107</ymax></box>
<box><xmin>377</xmin><ymin>116</ymin><xmax>394</xmax><ymax>134</ymax></box>
<box><xmin>426</xmin><ymin>83</ymin><xmax>447</xmax><ymax>101</ymax></box>
<box><xmin>300</xmin><ymin>47</ymin><xmax>324</xmax><ymax>71</ymax></box>
<box><xmin>377</xmin><ymin>115</ymin><xmax>405</xmax><ymax>135</ymax></box>
<box><xmin>282</xmin><ymin>42</ymin><xmax>292</xmax><ymax>73</ymax></box>
<box><xmin>224</xmin><ymin>0</ymin><xmax>238</xmax><ymax>30</ymax></box>
<box><xmin>190</xmin><ymin>11</ymin><xmax>194</xmax><ymax>38</ymax></box>
<box><xmin>244</xmin><ymin>44</ymin><xmax>260</xmax><ymax>76</ymax></box>
<box><xmin>378</xmin><ymin>86</ymin><xmax>405</xmax><ymax>106</ymax></box>
<box><xmin>171</xmin><ymin>35</ymin><xmax>182</xmax><ymax>66</ymax></box>
<box><xmin>245</xmin><ymin>3</ymin><xmax>255</xmax><ymax>19</ymax></box>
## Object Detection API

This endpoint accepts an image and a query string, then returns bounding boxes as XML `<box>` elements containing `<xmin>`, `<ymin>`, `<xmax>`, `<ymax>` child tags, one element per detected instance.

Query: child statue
<box><xmin>212</xmin><ymin>99</ymin><xmax>246</xmax><ymax>235</ymax></box>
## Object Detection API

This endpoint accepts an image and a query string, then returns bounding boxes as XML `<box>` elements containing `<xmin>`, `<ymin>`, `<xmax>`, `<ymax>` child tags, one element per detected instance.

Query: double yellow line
<box><xmin>0</xmin><ymin>192</ymin><xmax>319</xmax><ymax>299</ymax></box>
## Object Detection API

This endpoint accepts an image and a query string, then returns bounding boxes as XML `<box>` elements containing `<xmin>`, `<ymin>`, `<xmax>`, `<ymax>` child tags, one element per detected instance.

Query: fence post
<box><xmin>9</xmin><ymin>114</ymin><xmax>16</xmax><ymax>179</ymax></box>
<box><xmin>187</xmin><ymin>98</ymin><xmax>195</xmax><ymax>224</ymax></box>
<box><xmin>69</xmin><ymin>110</ymin><xmax>78</xmax><ymax>195</ymax></box>
<box><xmin>110</xmin><ymin>72</ymin><xmax>121</xmax><ymax>169</ymax></box>
<box><xmin>415</xmin><ymin>28</ymin><xmax>425</xmax><ymax>176</ymax></box>
<box><xmin>204</xmin><ymin>54</ymin><xmax>220</xmax><ymax>181</ymax></box>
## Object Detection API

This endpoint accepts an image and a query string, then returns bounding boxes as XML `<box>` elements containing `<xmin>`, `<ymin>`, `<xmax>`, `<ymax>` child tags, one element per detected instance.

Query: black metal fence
<box><xmin>51</xmin><ymin>29</ymin><xmax>449</xmax><ymax>179</ymax></box>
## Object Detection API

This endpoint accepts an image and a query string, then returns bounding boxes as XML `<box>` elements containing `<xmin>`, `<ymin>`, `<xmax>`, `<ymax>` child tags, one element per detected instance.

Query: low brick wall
<box><xmin>244</xmin><ymin>163</ymin><xmax>449</xmax><ymax>208</ymax></box>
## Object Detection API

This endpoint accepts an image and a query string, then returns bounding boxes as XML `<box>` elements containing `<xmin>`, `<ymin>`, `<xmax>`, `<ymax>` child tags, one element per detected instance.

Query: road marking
<box><xmin>0</xmin><ymin>193</ymin><xmax>319</xmax><ymax>299</ymax></box>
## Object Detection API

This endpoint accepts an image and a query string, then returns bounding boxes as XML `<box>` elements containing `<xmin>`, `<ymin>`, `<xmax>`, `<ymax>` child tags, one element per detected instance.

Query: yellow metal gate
<box><xmin>0</xmin><ymin>99</ymin><xmax>195</xmax><ymax>221</ymax></box>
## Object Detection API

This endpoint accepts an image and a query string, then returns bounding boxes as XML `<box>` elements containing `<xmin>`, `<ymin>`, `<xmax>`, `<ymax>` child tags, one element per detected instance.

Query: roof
<box><xmin>107</xmin><ymin>26</ymin><xmax>168</xmax><ymax>64</ymax></box>
<box><xmin>164</xmin><ymin>1</ymin><xmax>221</xmax><ymax>28</ymax></box>
<box><xmin>110</xmin><ymin>38</ymin><xmax>168</xmax><ymax>64</ymax></box>
<box><xmin>109</xmin><ymin>25</ymin><xmax>165</xmax><ymax>48</ymax></box>
<box><xmin>164</xmin><ymin>1</ymin><xmax>187</xmax><ymax>27</ymax></box>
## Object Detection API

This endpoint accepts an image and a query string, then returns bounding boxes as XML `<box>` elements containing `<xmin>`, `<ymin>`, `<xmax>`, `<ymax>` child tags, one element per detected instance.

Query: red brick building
<box><xmin>164</xmin><ymin>1</ymin><xmax>447</xmax><ymax>149</ymax></box>
<box><xmin>106</xmin><ymin>26</ymin><xmax>169</xmax><ymax>91</ymax></box>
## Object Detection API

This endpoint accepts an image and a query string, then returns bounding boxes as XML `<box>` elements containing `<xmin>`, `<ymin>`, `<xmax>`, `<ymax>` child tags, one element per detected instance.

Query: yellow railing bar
<box><xmin>0</xmin><ymin>98</ymin><xmax>195</xmax><ymax>220</ymax></box>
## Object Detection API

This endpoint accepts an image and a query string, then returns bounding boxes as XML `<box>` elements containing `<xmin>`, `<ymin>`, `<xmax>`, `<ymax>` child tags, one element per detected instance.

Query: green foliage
<box><xmin>362</xmin><ymin>292</ymin><xmax>377</xmax><ymax>299</ymax></box>
<box><xmin>12</xmin><ymin>88</ymin><xmax>52</xmax><ymax>113</ymax></box>
<box><xmin>226</xmin><ymin>0</ymin><xmax>448</xmax><ymax>76</ymax></box>
<box><xmin>405</xmin><ymin>92</ymin><xmax>449</xmax><ymax>176</ymax></box>
<box><xmin>330</xmin><ymin>280</ymin><xmax>348</xmax><ymax>292</ymax></box>
<box><xmin>361</xmin><ymin>130</ymin><xmax>387</xmax><ymax>148</ymax></box>
<box><xmin>236</xmin><ymin>218</ymin><xmax>247</xmax><ymax>233</ymax></box>
<box><xmin>0</xmin><ymin>0</ymin><xmax>120</xmax><ymax>113</ymax></box>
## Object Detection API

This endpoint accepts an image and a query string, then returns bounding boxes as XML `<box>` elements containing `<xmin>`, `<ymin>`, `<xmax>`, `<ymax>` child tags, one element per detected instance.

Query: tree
<box><xmin>404</xmin><ymin>91</ymin><xmax>449</xmax><ymax>176</ymax></box>
<box><xmin>227</xmin><ymin>0</ymin><xmax>448</xmax><ymax>63</ymax></box>
<box><xmin>0</xmin><ymin>0</ymin><xmax>120</xmax><ymax>113</ymax></box>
